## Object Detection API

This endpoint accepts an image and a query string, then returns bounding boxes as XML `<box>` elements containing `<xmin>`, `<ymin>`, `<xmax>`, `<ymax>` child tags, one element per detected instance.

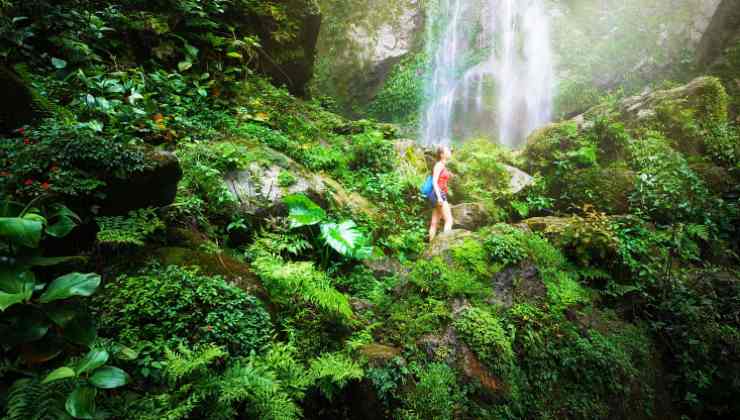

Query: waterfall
<box><xmin>420</xmin><ymin>0</ymin><xmax>554</xmax><ymax>148</ymax></box>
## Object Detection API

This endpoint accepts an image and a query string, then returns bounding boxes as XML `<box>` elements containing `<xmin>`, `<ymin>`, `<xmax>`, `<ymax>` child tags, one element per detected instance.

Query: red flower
<box><xmin>24</xmin><ymin>179</ymin><xmax>33</xmax><ymax>186</ymax></box>
<box><xmin>23</xmin><ymin>138</ymin><xmax>30</xmax><ymax>145</ymax></box>
<box><xmin>41</xmin><ymin>182</ymin><xmax>50</xmax><ymax>190</ymax></box>
<box><xmin>16</xmin><ymin>127</ymin><xmax>25</xmax><ymax>135</ymax></box>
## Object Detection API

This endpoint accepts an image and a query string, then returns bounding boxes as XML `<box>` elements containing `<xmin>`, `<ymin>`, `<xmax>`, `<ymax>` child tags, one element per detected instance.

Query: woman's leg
<box><xmin>429</xmin><ymin>205</ymin><xmax>442</xmax><ymax>242</ymax></box>
<box><xmin>441</xmin><ymin>201</ymin><xmax>453</xmax><ymax>233</ymax></box>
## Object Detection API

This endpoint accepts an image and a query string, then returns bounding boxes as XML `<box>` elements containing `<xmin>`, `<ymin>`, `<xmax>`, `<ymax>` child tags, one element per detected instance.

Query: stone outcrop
<box><xmin>0</xmin><ymin>66</ymin><xmax>40</xmax><ymax>133</ymax></box>
<box><xmin>697</xmin><ymin>0</ymin><xmax>740</xmax><ymax>67</ymax></box>
<box><xmin>313</xmin><ymin>0</ymin><xmax>424</xmax><ymax>116</ymax></box>
<box><xmin>101</xmin><ymin>148</ymin><xmax>182</xmax><ymax>215</ymax></box>
<box><xmin>224</xmin><ymin>147</ymin><xmax>378</xmax><ymax>220</ymax></box>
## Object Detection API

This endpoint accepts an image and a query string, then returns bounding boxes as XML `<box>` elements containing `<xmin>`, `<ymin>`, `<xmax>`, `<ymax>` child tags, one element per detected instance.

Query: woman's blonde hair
<box><xmin>436</xmin><ymin>145</ymin><xmax>450</xmax><ymax>161</ymax></box>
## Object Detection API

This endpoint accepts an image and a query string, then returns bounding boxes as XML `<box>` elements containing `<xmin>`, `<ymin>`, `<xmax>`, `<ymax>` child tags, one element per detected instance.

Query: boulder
<box><xmin>0</xmin><ymin>65</ymin><xmax>40</xmax><ymax>133</ymax></box>
<box><xmin>101</xmin><ymin>148</ymin><xmax>182</xmax><ymax>215</ymax></box>
<box><xmin>451</xmin><ymin>203</ymin><xmax>493</xmax><ymax>231</ymax></box>
<box><xmin>225</xmin><ymin>152</ymin><xmax>378</xmax><ymax>221</ymax></box>
<box><xmin>424</xmin><ymin>229</ymin><xmax>474</xmax><ymax>260</ymax></box>
<box><xmin>152</xmin><ymin>247</ymin><xmax>264</xmax><ymax>299</ymax></box>
<box><xmin>488</xmin><ymin>262</ymin><xmax>547</xmax><ymax>308</ymax></box>
<box><xmin>504</xmin><ymin>164</ymin><xmax>534</xmax><ymax>194</ymax></box>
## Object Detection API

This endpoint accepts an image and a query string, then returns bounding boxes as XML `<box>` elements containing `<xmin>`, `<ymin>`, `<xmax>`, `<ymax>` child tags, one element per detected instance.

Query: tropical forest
<box><xmin>0</xmin><ymin>0</ymin><xmax>739</xmax><ymax>419</ymax></box>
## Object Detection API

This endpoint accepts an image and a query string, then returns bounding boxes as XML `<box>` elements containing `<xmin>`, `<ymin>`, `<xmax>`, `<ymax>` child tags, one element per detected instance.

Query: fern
<box><xmin>164</xmin><ymin>344</ymin><xmax>228</xmax><ymax>384</ymax></box>
<box><xmin>252</xmin><ymin>254</ymin><xmax>353</xmax><ymax>319</ymax></box>
<box><xmin>3</xmin><ymin>378</ymin><xmax>72</xmax><ymax>420</ymax></box>
<box><xmin>307</xmin><ymin>353</ymin><xmax>364</xmax><ymax>399</ymax></box>
<box><xmin>96</xmin><ymin>208</ymin><xmax>164</xmax><ymax>246</ymax></box>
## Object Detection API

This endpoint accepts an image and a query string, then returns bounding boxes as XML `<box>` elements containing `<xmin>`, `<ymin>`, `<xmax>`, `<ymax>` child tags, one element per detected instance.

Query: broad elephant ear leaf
<box><xmin>321</xmin><ymin>220</ymin><xmax>364</xmax><ymax>257</ymax></box>
<box><xmin>284</xmin><ymin>194</ymin><xmax>326</xmax><ymax>228</ymax></box>
<box><xmin>89</xmin><ymin>366</ymin><xmax>130</xmax><ymax>389</ymax></box>
<box><xmin>39</xmin><ymin>273</ymin><xmax>101</xmax><ymax>303</ymax></box>
<box><xmin>0</xmin><ymin>267</ymin><xmax>36</xmax><ymax>311</ymax></box>
<box><xmin>0</xmin><ymin>216</ymin><xmax>43</xmax><ymax>248</ymax></box>
<box><xmin>46</xmin><ymin>205</ymin><xmax>80</xmax><ymax>238</ymax></box>
<box><xmin>65</xmin><ymin>385</ymin><xmax>97</xmax><ymax>419</ymax></box>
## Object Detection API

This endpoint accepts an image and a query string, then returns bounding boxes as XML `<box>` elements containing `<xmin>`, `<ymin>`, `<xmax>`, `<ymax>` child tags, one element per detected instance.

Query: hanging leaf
<box><xmin>43</xmin><ymin>367</ymin><xmax>76</xmax><ymax>384</ymax></box>
<box><xmin>89</xmin><ymin>366</ymin><xmax>130</xmax><ymax>389</ymax></box>
<box><xmin>75</xmin><ymin>349</ymin><xmax>109</xmax><ymax>375</ymax></box>
<box><xmin>0</xmin><ymin>267</ymin><xmax>35</xmax><ymax>311</ymax></box>
<box><xmin>46</xmin><ymin>205</ymin><xmax>80</xmax><ymax>238</ymax></box>
<box><xmin>51</xmin><ymin>57</ymin><xmax>67</xmax><ymax>69</ymax></box>
<box><xmin>63</xmin><ymin>314</ymin><xmax>97</xmax><ymax>347</ymax></box>
<box><xmin>39</xmin><ymin>273</ymin><xmax>101</xmax><ymax>303</ymax></box>
<box><xmin>284</xmin><ymin>194</ymin><xmax>326</xmax><ymax>228</ymax></box>
<box><xmin>178</xmin><ymin>60</ymin><xmax>193</xmax><ymax>72</ymax></box>
<box><xmin>0</xmin><ymin>217</ymin><xmax>43</xmax><ymax>248</ymax></box>
<box><xmin>65</xmin><ymin>385</ymin><xmax>97</xmax><ymax>419</ymax></box>
<box><xmin>320</xmin><ymin>220</ymin><xmax>363</xmax><ymax>257</ymax></box>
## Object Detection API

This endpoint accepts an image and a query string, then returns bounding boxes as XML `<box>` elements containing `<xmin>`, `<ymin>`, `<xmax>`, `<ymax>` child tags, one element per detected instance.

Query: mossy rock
<box><xmin>708</xmin><ymin>40</ymin><xmax>740</xmax><ymax>119</ymax></box>
<box><xmin>619</xmin><ymin>77</ymin><xmax>730</xmax><ymax>156</ymax></box>
<box><xmin>152</xmin><ymin>247</ymin><xmax>264</xmax><ymax>299</ymax></box>
<box><xmin>556</xmin><ymin>163</ymin><xmax>636</xmax><ymax>214</ymax></box>
<box><xmin>689</xmin><ymin>160</ymin><xmax>734</xmax><ymax>195</ymax></box>
<box><xmin>0</xmin><ymin>65</ymin><xmax>39</xmax><ymax>133</ymax></box>
<box><xmin>358</xmin><ymin>343</ymin><xmax>402</xmax><ymax>367</ymax></box>
<box><xmin>523</xmin><ymin>122</ymin><xmax>581</xmax><ymax>175</ymax></box>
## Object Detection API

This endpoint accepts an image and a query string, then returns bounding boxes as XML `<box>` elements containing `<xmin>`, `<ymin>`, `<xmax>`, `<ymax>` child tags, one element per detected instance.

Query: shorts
<box><xmin>429</xmin><ymin>191</ymin><xmax>448</xmax><ymax>208</ymax></box>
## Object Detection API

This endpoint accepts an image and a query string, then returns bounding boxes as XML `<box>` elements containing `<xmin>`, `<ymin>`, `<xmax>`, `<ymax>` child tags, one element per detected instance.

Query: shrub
<box><xmin>95</xmin><ymin>265</ymin><xmax>273</xmax><ymax>357</ymax></box>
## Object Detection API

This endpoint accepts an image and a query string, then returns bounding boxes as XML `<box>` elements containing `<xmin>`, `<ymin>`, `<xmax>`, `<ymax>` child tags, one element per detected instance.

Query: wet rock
<box><xmin>363</xmin><ymin>257</ymin><xmax>409</xmax><ymax>279</ymax></box>
<box><xmin>101</xmin><ymin>148</ymin><xmax>182</xmax><ymax>215</ymax></box>
<box><xmin>697</xmin><ymin>0</ymin><xmax>740</xmax><ymax>67</ymax></box>
<box><xmin>359</xmin><ymin>344</ymin><xmax>402</xmax><ymax>367</ymax></box>
<box><xmin>503</xmin><ymin>164</ymin><xmax>534</xmax><ymax>194</ymax></box>
<box><xmin>424</xmin><ymin>229</ymin><xmax>474</xmax><ymax>259</ymax></box>
<box><xmin>451</xmin><ymin>203</ymin><xmax>493</xmax><ymax>231</ymax></box>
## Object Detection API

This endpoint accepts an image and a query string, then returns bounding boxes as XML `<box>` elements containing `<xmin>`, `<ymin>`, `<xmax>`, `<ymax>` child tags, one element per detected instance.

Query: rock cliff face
<box><xmin>697</xmin><ymin>0</ymin><xmax>740</xmax><ymax>67</ymax></box>
<box><xmin>312</xmin><ymin>0</ymin><xmax>424</xmax><ymax>116</ymax></box>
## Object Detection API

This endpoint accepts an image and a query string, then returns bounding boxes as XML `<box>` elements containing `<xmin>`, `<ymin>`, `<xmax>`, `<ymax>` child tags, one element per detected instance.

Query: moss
<box><xmin>708</xmin><ymin>40</ymin><xmax>740</xmax><ymax>118</ymax></box>
<box><xmin>523</xmin><ymin>121</ymin><xmax>580</xmax><ymax>175</ymax></box>
<box><xmin>454</xmin><ymin>307</ymin><xmax>515</xmax><ymax>385</ymax></box>
<box><xmin>560</xmin><ymin>163</ymin><xmax>636</xmax><ymax>214</ymax></box>
<box><xmin>152</xmin><ymin>246</ymin><xmax>265</xmax><ymax>299</ymax></box>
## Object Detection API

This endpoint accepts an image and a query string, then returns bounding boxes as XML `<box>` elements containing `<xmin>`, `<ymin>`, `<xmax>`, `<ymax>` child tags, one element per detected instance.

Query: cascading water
<box><xmin>420</xmin><ymin>0</ymin><xmax>554</xmax><ymax>148</ymax></box>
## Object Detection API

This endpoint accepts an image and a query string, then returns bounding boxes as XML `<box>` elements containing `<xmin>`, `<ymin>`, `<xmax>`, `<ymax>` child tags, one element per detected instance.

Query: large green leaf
<box><xmin>65</xmin><ymin>385</ymin><xmax>97</xmax><ymax>419</ymax></box>
<box><xmin>43</xmin><ymin>366</ymin><xmax>76</xmax><ymax>384</ymax></box>
<box><xmin>321</xmin><ymin>220</ymin><xmax>363</xmax><ymax>257</ymax></box>
<box><xmin>75</xmin><ymin>349</ymin><xmax>109</xmax><ymax>376</ymax></box>
<box><xmin>0</xmin><ymin>216</ymin><xmax>43</xmax><ymax>248</ymax></box>
<box><xmin>39</xmin><ymin>273</ymin><xmax>101</xmax><ymax>303</ymax></box>
<box><xmin>89</xmin><ymin>366</ymin><xmax>130</xmax><ymax>389</ymax></box>
<box><xmin>63</xmin><ymin>315</ymin><xmax>97</xmax><ymax>347</ymax></box>
<box><xmin>284</xmin><ymin>194</ymin><xmax>326</xmax><ymax>228</ymax></box>
<box><xmin>0</xmin><ymin>267</ymin><xmax>35</xmax><ymax>311</ymax></box>
<box><xmin>46</xmin><ymin>205</ymin><xmax>79</xmax><ymax>238</ymax></box>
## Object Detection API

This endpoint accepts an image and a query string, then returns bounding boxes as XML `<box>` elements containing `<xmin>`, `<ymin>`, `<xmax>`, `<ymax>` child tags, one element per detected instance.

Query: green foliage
<box><xmin>250</xmin><ymin>253</ymin><xmax>353</xmax><ymax>320</ymax></box>
<box><xmin>454</xmin><ymin>307</ymin><xmax>515</xmax><ymax>381</ymax></box>
<box><xmin>628</xmin><ymin>132</ymin><xmax>715</xmax><ymax>225</ymax></box>
<box><xmin>95</xmin><ymin>265</ymin><xmax>272</xmax><ymax>357</ymax></box>
<box><xmin>3</xmin><ymin>377</ymin><xmax>72</xmax><ymax>420</ymax></box>
<box><xmin>40</xmin><ymin>348</ymin><xmax>131</xmax><ymax>419</ymax></box>
<box><xmin>1</xmin><ymin>199</ymin><xmax>100</xmax><ymax>365</ymax></box>
<box><xmin>284</xmin><ymin>194</ymin><xmax>373</xmax><ymax>260</ymax></box>
<box><xmin>448</xmin><ymin>139</ymin><xmax>511</xmax><ymax>212</ymax></box>
<box><xmin>368</xmin><ymin>53</ymin><xmax>427</xmax><ymax>123</ymax></box>
<box><xmin>95</xmin><ymin>208</ymin><xmax>164</xmax><ymax>247</ymax></box>
<box><xmin>482</xmin><ymin>224</ymin><xmax>528</xmax><ymax>266</ymax></box>
<box><xmin>398</xmin><ymin>363</ymin><xmax>464</xmax><ymax>420</ymax></box>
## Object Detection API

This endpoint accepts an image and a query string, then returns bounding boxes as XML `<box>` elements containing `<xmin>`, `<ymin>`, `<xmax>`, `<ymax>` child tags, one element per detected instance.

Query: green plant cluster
<box><xmin>95</xmin><ymin>265</ymin><xmax>273</xmax><ymax>358</ymax></box>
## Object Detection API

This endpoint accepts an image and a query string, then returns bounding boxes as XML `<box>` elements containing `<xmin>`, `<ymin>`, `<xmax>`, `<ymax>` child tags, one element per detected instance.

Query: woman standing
<box><xmin>429</xmin><ymin>146</ymin><xmax>454</xmax><ymax>242</ymax></box>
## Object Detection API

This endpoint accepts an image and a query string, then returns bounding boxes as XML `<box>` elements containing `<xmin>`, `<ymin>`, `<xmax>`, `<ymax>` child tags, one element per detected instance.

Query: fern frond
<box><xmin>307</xmin><ymin>353</ymin><xmax>364</xmax><ymax>399</ymax></box>
<box><xmin>252</xmin><ymin>255</ymin><xmax>353</xmax><ymax>319</ymax></box>
<box><xmin>4</xmin><ymin>377</ymin><xmax>72</xmax><ymax>420</ymax></box>
<box><xmin>164</xmin><ymin>344</ymin><xmax>227</xmax><ymax>384</ymax></box>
